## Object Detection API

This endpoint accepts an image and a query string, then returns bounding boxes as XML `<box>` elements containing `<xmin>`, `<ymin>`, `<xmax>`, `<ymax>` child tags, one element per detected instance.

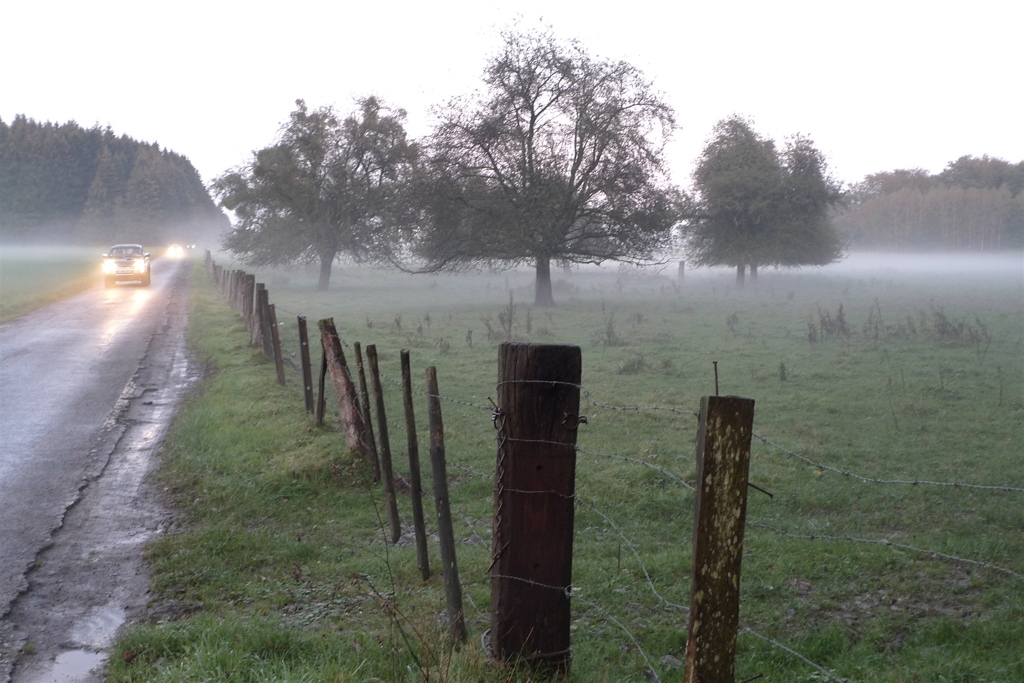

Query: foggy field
<box><xmin>112</xmin><ymin>251</ymin><xmax>1022</xmax><ymax>682</ymax></box>
<box><xmin>0</xmin><ymin>245</ymin><xmax>103</xmax><ymax>321</ymax></box>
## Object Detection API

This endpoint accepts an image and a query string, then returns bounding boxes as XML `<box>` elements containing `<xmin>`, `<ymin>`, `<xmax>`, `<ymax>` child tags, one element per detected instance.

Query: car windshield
<box><xmin>110</xmin><ymin>247</ymin><xmax>142</xmax><ymax>257</ymax></box>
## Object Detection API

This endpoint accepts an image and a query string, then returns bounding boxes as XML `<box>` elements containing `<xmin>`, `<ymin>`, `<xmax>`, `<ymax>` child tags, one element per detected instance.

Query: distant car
<box><xmin>102</xmin><ymin>244</ymin><xmax>151</xmax><ymax>288</ymax></box>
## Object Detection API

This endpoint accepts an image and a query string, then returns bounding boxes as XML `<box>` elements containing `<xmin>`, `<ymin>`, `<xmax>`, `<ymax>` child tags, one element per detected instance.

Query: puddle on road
<box><xmin>23</xmin><ymin>650</ymin><xmax>106</xmax><ymax>683</ymax></box>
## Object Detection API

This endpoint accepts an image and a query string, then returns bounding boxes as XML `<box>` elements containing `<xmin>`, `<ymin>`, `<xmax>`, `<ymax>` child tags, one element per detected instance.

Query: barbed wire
<box><xmin>749</xmin><ymin>522</ymin><xmax>1024</xmax><ymax>579</ymax></box>
<box><xmin>754</xmin><ymin>432</ymin><xmax>1024</xmax><ymax>493</ymax></box>
<box><xmin>576</xmin><ymin>445</ymin><xmax>695</xmax><ymax>491</ymax></box>
<box><xmin>582</xmin><ymin>388</ymin><xmax>700</xmax><ymax>417</ymax></box>
<box><xmin>740</xmin><ymin>627</ymin><xmax>847</xmax><ymax>682</ymax></box>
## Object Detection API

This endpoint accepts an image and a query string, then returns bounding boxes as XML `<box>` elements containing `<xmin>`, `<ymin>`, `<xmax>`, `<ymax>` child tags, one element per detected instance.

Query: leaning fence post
<box><xmin>316</xmin><ymin>318</ymin><xmax>367</xmax><ymax>458</ymax></box>
<box><xmin>684</xmin><ymin>395</ymin><xmax>756</xmax><ymax>683</ymax></box>
<box><xmin>490</xmin><ymin>342</ymin><xmax>582</xmax><ymax>675</ymax></box>
<box><xmin>401</xmin><ymin>349</ymin><xmax>431</xmax><ymax>581</ymax></box>
<box><xmin>426</xmin><ymin>366</ymin><xmax>467</xmax><ymax>643</ymax></box>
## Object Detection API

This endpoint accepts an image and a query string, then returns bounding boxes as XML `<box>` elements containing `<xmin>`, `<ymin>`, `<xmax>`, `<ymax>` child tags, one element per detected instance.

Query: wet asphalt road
<box><xmin>0</xmin><ymin>256</ymin><xmax>192</xmax><ymax>680</ymax></box>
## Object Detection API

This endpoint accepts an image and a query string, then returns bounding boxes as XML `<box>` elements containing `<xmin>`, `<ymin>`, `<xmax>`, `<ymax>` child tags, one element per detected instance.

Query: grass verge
<box><xmin>109</xmin><ymin>255</ymin><xmax>1023</xmax><ymax>682</ymax></box>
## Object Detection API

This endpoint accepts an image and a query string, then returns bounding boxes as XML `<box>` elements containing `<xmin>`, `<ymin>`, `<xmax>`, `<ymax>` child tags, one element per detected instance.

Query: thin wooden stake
<box><xmin>353</xmin><ymin>343</ymin><xmax>382</xmax><ymax>482</ymax></box>
<box><xmin>268</xmin><ymin>304</ymin><xmax>286</xmax><ymax>385</ymax></box>
<box><xmin>298</xmin><ymin>316</ymin><xmax>314</xmax><ymax>413</ymax></box>
<box><xmin>316</xmin><ymin>342</ymin><xmax>327</xmax><ymax>426</ymax></box>
<box><xmin>401</xmin><ymin>350</ymin><xmax>431</xmax><ymax>580</ymax></box>
<box><xmin>366</xmin><ymin>344</ymin><xmax>401</xmax><ymax>544</ymax></box>
<box><xmin>427</xmin><ymin>366</ymin><xmax>467</xmax><ymax>643</ymax></box>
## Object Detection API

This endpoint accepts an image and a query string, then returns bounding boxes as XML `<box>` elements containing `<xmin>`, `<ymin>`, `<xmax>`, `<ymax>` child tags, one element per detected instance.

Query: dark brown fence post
<box><xmin>684</xmin><ymin>395</ymin><xmax>756</xmax><ymax>683</ymax></box>
<box><xmin>366</xmin><ymin>344</ymin><xmax>401</xmax><ymax>544</ymax></box>
<box><xmin>401</xmin><ymin>350</ymin><xmax>430</xmax><ymax>581</ymax></box>
<box><xmin>298</xmin><ymin>316</ymin><xmax>315</xmax><ymax>413</ymax></box>
<box><xmin>426</xmin><ymin>366</ymin><xmax>467</xmax><ymax>643</ymax></box>
<box><xmin>259</xmin><ymin>288</ymin><xmax>274</xmax><ymax>358</ymax></box>
<box><xmin>491</xmin><ymin>342</ymin><xmax>581</xmax><ymax>675</ymax></box>
<box><xmin>268</xmin><ymin>304</ymin><xmax>286</xmax><ymax>385</ymax></box>
<box><xmin>243</xmin><ymin>274</ymin><xmax>256</xmax><ymax>334</ymax></box>
<box><xmin>353</xmin><ymin>343</ymin><xmax>381</xmax><ymax>482</ymax></box>
<box><xmin>316</xmin><ymin>318</ymin><xmax>367</xmax><ymax>458</ymax></box>
<box><xmin>316</xmin><ymin>345</ymin><xmax>327</xmax><ymax>426</ymax></box>
<box><xmin>252</xmin><ymin>284</ymin><xmax>266</xmax><ymax>348</ymax></box>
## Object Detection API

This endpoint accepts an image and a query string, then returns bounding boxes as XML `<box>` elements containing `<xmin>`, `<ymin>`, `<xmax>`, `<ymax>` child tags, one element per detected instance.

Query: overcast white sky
<box><xmin>3</xmin><ymin>0</ymin><xmax>1021</xmax><ymax>190</ymax></box>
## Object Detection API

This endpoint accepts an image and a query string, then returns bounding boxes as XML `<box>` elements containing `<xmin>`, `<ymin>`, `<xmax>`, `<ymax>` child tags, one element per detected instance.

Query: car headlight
<box><xmin>134</xmin><ymin>260</ymin><xmax>147</xmax><ymax>272</ymax></box>
<box><xmin>103</xmin><ymin>260</ymin><xmax>117</xmax><ymax>274</ymax></box>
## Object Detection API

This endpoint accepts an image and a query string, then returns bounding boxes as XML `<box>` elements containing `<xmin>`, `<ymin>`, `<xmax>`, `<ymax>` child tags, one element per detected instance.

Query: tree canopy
<box><xmin>412</xmin><ymin>29</ymin><xmax>683</xmax><ymax>306</ymax></box>
<box><xmin>0</xmin><ymin>115</ymin><xmax>226</xmax><ymax>245</ymax></box>
<box><xmin>213</xmin><ymin>98</ymin><xmax>418</xmax><ymax>290</ymax></box>
<box><xmin>685</xmin><ymin>116</ymin><xmax>845</xmax><ymax>284</ymax></box>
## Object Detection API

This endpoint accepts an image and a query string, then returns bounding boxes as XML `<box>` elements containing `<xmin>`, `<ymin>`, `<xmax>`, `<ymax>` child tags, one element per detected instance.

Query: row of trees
<box><xmin>0</xmin><ymin>116</ymin><xmax>228</xmax><ymax>245</ymax></box>
<box><xmin>835</xmin><ymin>156</ymin><xmax>1024</xmax><ymax>249</ymax></box>
<box><xmin>216</xmin><ymin>29</ymin><xmax>845</xmax><ymax>304</ymax></box>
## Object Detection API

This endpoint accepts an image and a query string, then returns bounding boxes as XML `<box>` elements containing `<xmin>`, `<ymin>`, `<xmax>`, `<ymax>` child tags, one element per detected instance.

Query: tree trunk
<box><xmin>735</xmin><ymin>263</ymin><xmax>746</xmax><ymax>287</ymax></box>
<box><xmin>534</xmin><ymin>255</ymin><xmax>555</xmax><ymax>307</ymax></box>
<box><xmin>749</xmin><ymin>263</ymin><xmax>758</xmax><ymax>282</ymax></box>
<box><xmin>317</xmin><ymin>256</ymin><xmax>333</xmax><ymax>291</ymax></box>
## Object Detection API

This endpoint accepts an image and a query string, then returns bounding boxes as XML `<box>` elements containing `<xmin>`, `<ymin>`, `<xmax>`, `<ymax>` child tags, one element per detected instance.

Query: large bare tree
<box><xmin>414</xmin><ymin>29</ymin><xmax>683</xmax><ymax>306</ymax></box>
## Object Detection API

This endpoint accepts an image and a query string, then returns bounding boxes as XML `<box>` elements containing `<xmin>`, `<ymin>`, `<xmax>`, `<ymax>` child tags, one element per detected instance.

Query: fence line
<box><xmin>204</xmin><ymin>256</ymin><xmax>1020</xmax><ymax>681</ymax></box>
<box><xmin>749</xmin><ymin>521</ymin><xmax>1024</xmax><ymax>579</ymax></box>
<box><xmin>754</xmin><ymin>432</ymin><xmax>1024</xmax><ymax>493</ymax></box>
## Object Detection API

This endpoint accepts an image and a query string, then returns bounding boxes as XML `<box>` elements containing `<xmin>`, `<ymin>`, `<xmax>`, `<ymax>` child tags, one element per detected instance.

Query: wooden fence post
<box><xmin>366</xmin><ymin>344</ymin><xmax>401</xmax><ymax>544</ymax></box>
<box><xmin>426</xmin><ymin>366</ymin><xmax>467</xmax><ymax>643</ymax></box>
<box><xmin>268</xmin><ymin>304</ymin><xmax>286</xmax><ymax>385</ymax></box>
<box><xmin>684</xmin><ymin>395</ymin><xmax>756</xmax><ymax>683</ymax></box>
<box><xmin>316</xmin><ymin>318</ymin><xmax>367</xmax><ymax>458</ymax></box>
<box><xmin>316</xmin><ymin>346</ymin><xmax>327</xmax><ymax>426</ymax></box>
<box><xmin>353</xmin><ymin>343</ymin><xmax>382</xmax><ymax>482</ymax></box>
<box><xmin>252</xmin><ymin>284</ymin><xmax>266</xmax><ymax>348</ymax></box>
<box><xmin>401</xmin><ymin>349</ymin><xmax>430</xmax><ymax>581</ymax></box>
<box><xmin>298</xmin><ymin>316</ymin><xmax>315</xmax><ymax>413</ymax></box>
<box><xmin>243</xmin><ymin>274</ymin><xmax>255</xmax><ymax>334</ymax></box>
<box><xmin>490</xmin><ymin>342</ymin><xmax>582</xmax><ymax>675</ymax></box>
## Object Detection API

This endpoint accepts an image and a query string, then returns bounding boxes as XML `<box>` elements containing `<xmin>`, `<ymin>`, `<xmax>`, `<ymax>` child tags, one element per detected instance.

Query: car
<box><xmin>102</xmin><ymin>244</ymin><xmax>151</xmax><ymax>288</ymax></box>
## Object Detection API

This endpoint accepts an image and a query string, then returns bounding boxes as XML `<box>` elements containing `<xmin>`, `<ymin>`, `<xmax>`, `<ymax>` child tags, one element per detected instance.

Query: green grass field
<box><xmin>0</xmin><ymin>245</ymin><xmax>106</xmax><ymax>321</ymax></box>
<box><xmin>108</xmin><ymin>253</ymin><xmax>1023</xmax><ymax>682</ymax></box>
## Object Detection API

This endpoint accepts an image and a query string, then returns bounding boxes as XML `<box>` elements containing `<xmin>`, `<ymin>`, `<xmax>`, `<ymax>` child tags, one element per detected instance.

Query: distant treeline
<box><xmin>835</xmin><ymin>155</ymin><xmax>1024</xmax><ymax>250</ymax></box>
<box><xmin>0</xmin><ymin>115</ymin><xmax>228</xmax><ymax>245</ymax></box>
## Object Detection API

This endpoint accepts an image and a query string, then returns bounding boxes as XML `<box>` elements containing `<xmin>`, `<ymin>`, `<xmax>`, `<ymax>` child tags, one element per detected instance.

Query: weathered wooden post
<box><xmin>366</xmin><ymin>344</ymin><xmax>401</xmax><ymax>544</ymax></box>
<box><xmin>316</xmin><ymin>318</ymin><xmax>367</xmax><ymax>458</ymax></box>
<box><xmin>268</xmin><ymin>304</ymin><xmax>286</xmax><ymax>385</ymax></box>
<box><xmin>242</xmin><ymin>274</ymin><xmax>256</xmax><ymax>334</ymax></box>
<box><xmin>491</xmin><ymin>342</ymin><xmax>582</xmax><ymax>675</ymax></box>
<box><xmin>297</xmin><ymin>316</ymin><xmax>315</xmax><ymax>413</ymax></box>
<box><xmin>315</xmin><ymin>347</ymin><xmax>327</xmax><ymax>426</ymax></box>
<box><xmin>426</xmin><ymin>366</ymin><xmax>467</xmax><ymax>643</ymax></box>
<box><xmin>400</xmin><ymin>349</ymin><xmax>431</xmax><ymax>581</ymax></box>
<box><xmin>684</xmin><ymin>395</ymin><xmax>756</xmax><ymax>683</ymax></box>
<box><xmin>353</xmin><ymin>343</ymin><xmax>382</xmax><ymax>482</ymax></box>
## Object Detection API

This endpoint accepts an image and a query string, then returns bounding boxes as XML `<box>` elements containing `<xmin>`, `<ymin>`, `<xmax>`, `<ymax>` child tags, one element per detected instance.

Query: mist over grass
<box><xmin>0</xmin><ymin>245</ymin><xmax>105</xmax><ymax>321</ymax></box>
<box><xmin>115</xmin><ymin>251</ymin><xmax>1023</xmax><ymax>681</ymax></box>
